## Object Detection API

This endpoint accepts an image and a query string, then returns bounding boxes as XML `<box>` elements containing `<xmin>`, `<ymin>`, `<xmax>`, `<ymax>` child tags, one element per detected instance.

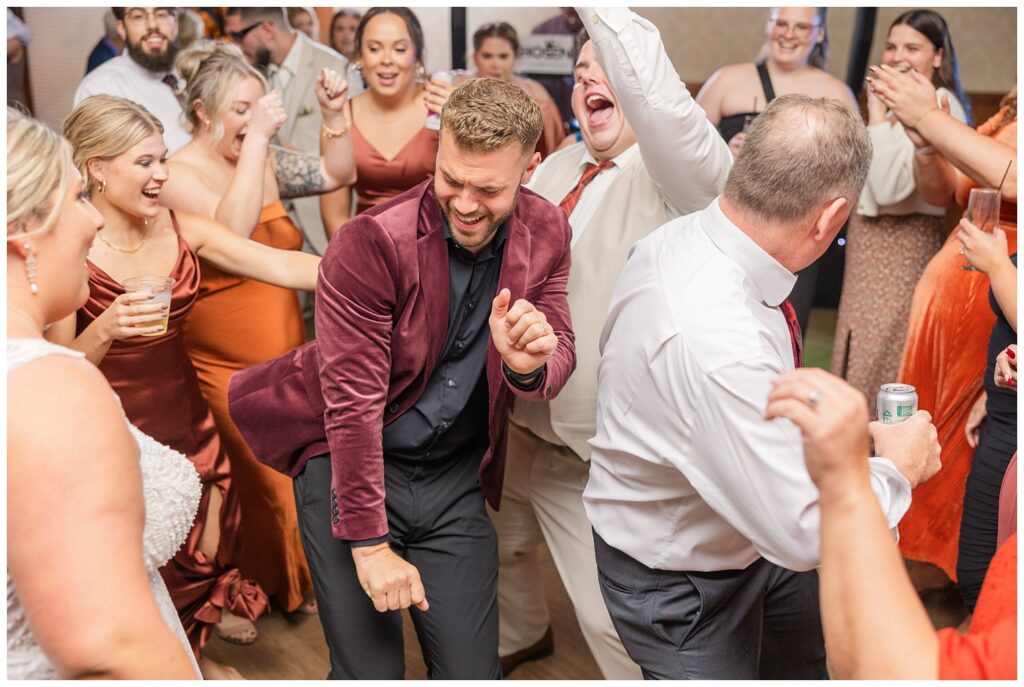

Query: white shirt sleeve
<box><xmin>678</xmin><ymin>353</ymin><xmax>911</xmax><ymax>571</ymax></box>
<box><xmin>576</xmin><ymin>7</ymin><xmax>732</xmax><ymax>215</ymax></box>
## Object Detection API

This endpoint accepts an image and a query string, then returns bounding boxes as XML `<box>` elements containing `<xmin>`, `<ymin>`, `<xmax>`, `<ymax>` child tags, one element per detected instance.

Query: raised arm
<box><xmin>273</xmin><ymin>68</ymin><xmax>357</xmax><ymax>200</ymax></box>
<box><xmin>869</xmin><ymin>66</ymin><xmax>1017</xmax><ymax>202</ymax></box>
<box><xmin>764</xmin><ymin>368</ymin><xmax>942</xmax><ymax>679</ymax></box>
<box><xmin>8</xmin><ymin>357</ymin><xmax>197</xmax><ymax>679</ymax></box>
<box><xmin>166</xmin><ymin>90</ymin><xmax>288</xmax><ymax>237</ymax></box>
<box><xmin>578</xmin><ymin>6</ymin><xmax>732</xmax><ymax>214</ymax></box>
<box><xmin>178</xmin><ymin>210</ymin><xmax>319</xmax><ymax>291</ymax></box>
<box><xmin>864</xmin><ymin>89</ymin><xmax>967</xmax><ymax>208</ymax></box>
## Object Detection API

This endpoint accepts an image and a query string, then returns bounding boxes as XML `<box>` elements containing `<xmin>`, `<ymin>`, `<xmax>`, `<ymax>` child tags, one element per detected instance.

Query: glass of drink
<box><xmin>961</xmin><ymin>188</ymin><xmax>1001</xmax><ymax>271</ymax></box>
<box><xmin>123</xmin><ymin>276</ymin><xmax>173</xmax><ymax>336</ymax></box>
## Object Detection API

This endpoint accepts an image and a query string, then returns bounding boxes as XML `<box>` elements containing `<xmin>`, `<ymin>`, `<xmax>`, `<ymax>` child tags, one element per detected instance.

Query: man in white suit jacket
<box><xmin>226</xmin><ymin>7</ymin><xmax>348</xmax><ymax>258</ymax></box>
<box><xmin>493</xmin><ymin>6</ymin><xmax>733</xmax><ymax>678</ymax></box>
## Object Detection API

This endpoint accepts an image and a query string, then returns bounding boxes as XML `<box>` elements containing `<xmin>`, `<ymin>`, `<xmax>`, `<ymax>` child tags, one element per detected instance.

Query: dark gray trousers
<box><xmin>294</xmin><ymin>453</ymin><xmax>501</xmax><ymax>680</ymax></box>
<box><xmin>594</xmin><ymin>531</ymin><xmax>827</xmax><ymax>680</ymax></box>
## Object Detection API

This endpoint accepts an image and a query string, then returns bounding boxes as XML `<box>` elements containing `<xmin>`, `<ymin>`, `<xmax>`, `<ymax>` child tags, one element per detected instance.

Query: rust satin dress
<box><xmin>182</xmin><ymin>202</ymin><xmax>312</xmax><ymax>613</ymax></box>
<box><xmin>78</xmin><ymin>217</ymin><xmax>268</xmax><ymax>653</ymax></box>
<box><xmin>350</xmin><ymin>113</ymin><xmax>438</xmax><ymax>215</ymax></box>
<box><xmin>897</xmin><ymin>109</ymin><xmax>1018</xmax><ymax>579</ymax></box>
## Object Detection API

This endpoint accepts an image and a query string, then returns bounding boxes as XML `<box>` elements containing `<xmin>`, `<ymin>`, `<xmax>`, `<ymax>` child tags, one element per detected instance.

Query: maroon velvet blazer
<box><xmin>228</xmin><ymin>179</ymin><xmax>575</xmax><ymax>541</ymax></box>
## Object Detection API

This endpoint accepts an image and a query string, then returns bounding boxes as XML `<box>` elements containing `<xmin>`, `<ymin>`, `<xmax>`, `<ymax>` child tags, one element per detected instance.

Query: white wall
<box><xmin>24</xmin><ymin>6</ymin><xmax>108</xmax><ymax>128</ymax></box>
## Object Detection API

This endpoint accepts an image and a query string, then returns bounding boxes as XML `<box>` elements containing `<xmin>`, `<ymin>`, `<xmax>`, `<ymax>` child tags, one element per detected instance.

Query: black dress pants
<box><xmin>593</xmin><ymin>531</ymin><xmax>827</xmax><ymax>680</ymax></box>
<box><xmin>294</xmin><ymin>452</ymin><xmax>501</xmax><ymax>680</ymax></box>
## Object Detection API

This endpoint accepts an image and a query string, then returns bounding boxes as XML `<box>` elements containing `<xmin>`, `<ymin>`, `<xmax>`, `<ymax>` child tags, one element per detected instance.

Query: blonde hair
<box><xmin>176</xmin><ymin>41</ymin><xmax>266</xmax><ymax>142</ymax></box>
<box><xmin>62</xmin><ymin>95</ymin><xmax>164</xmax><ymax>195</ymax></box>
<box><xmin>440</xmin><ymin>77</ymin><xmax>542</xmax><ymax>156</ymax></box>
<box><xmin>7</xmin><ymin>107</ymin><xmax>75</xmax><ymax>239</ymax></box>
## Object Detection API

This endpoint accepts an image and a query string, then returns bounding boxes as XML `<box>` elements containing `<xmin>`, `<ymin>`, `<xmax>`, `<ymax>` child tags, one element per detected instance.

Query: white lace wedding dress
<box><xmin>7</xmin><ymin>339</ymin><xmax>203</xmax><ymax>679</ymax></box>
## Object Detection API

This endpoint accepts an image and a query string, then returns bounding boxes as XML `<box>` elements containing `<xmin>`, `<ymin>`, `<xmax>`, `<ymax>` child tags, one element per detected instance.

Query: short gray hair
<box><xmin>723</xmin><ymin>94</ymin><xmax>871</xmax><ymax>223</ymax></box>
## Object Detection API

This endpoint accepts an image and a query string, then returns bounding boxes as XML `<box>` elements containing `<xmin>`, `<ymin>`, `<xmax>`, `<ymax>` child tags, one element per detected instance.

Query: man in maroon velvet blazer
<box><xmin>228</xmin><ymin>78</ymin><xmax>575</xmax><ymax>678</ymax></box>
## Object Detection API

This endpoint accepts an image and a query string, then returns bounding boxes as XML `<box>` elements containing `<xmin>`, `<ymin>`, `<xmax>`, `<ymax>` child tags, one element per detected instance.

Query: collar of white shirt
<box><xmin>579</xmin><ymin>142</ymin><xmax>640</xmax><ymax>174</ymax></box>
<box><xmin>701</xmin><ymin>198</ymin><xmax>795</xmax><ymax>308</ymax></box>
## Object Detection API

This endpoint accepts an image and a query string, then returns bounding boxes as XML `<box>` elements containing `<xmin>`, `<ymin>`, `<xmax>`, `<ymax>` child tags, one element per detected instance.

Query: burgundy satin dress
<box><xmin>349</xmin><ymin>111</ymin><xmax>438</xmax><ymax>215</ymax></box>
<box><xmin>77</xmin><ymin>214</ymin><xmax>268</xmax><ymax>653</ymax></box>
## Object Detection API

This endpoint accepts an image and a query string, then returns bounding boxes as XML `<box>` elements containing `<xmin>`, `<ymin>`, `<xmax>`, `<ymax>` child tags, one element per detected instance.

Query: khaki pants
<box><xmin>489</xmin><ymin>422</ymin><xmax>641</xmax><ymax>679</ymax></box>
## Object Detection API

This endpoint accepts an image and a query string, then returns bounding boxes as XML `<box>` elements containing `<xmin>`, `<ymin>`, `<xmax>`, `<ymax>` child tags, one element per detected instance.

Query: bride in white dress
<box><xmin>6</xmin><ymin>108</ymin><xmax>202</xmax><ymax>680</ymax></box>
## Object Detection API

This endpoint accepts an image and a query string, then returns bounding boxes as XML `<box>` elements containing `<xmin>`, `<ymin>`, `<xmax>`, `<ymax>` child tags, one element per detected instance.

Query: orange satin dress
<box><xmin>182</xmin><ymin>202</ymin><xmax>312</xmax><ymax>613</ymax></box>
<box><xmin>78</xmin><ymin>217</ymin><xmax>268</xmax><ymax>653</ymax></box>
<box><xmin>897</xmin><ymin>109</ymin><xmax>1018</xmax><ymax>579</ymax></box>
<box><xmin>350</xmin><ymin>114</ymin><xmax>439</xmax><ymax>215</ymax></box>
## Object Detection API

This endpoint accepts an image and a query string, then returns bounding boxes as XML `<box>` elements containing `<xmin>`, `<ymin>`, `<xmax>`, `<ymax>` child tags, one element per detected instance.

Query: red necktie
<box><xmin>162</xmin><ymin>73</ymin><xmax>184</xmax><ymax>107</ymax></box>
<box><xmin>780</xmin><ymin>299</ymin><xmax>803</xmax><ymax>368</ymax></box>
<box><xmin>558</xmin><ymin>160</ymin><xmax>615</xmax><ymax>218</ymax></box>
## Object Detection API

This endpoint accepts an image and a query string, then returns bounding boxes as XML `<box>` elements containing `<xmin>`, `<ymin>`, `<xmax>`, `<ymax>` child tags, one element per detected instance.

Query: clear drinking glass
<box><xmin>123</xmin><ymin>276</ymin><xmax>173</xmax><ymax>336</ymax></box>
<box><xmin>960</xmin><ymin>188</ymin><xmax>1001</xmax><ymax>271</ymax></box>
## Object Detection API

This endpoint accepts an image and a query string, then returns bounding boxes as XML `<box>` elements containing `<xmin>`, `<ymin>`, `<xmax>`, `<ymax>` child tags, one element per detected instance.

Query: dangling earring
<box><xmin>23</xmin><ymin>241</ymin><xmax>38</xmax><ymax>295</ymax></box>
<box><xmin>415</xmin><ymin>64</ymin><xmax>427</xmax><ymax>82</ymax></box>
<box><xmin>98</xmin><ymin>178</ymin><xmax>107</xmax><ymax>194</ymax></box>
<box><xmin>354</xmin><ymin>60</ymin><xmax>363</xmax><ymax>73</ymax></box>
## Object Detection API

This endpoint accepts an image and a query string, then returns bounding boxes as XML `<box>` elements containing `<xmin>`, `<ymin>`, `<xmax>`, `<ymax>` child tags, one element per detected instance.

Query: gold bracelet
<box><xmin>911</xmin><ymin>106</ymin><xmax>939</xmax><ymax>130</ymax></box>
<box><xmin>322</xmin><ymin>119</ymin><xmax>349</xmax><ymax>139</ymax></box>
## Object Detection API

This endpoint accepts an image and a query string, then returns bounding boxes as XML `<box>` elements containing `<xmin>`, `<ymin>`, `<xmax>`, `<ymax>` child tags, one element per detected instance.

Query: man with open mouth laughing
<box><xmin>227</xmin><ymin>77</ymin><xmax>576</xmax><ymax>679</ymax></box>
<box><xmin>492</xmin><ymin>7</ymin><xmax>732</xmax><ymax>678</ymax></box>
<box><xmin>75</xmin><ymin>7</ymin><xmax>190</xmax><ymax>153</ymax></box>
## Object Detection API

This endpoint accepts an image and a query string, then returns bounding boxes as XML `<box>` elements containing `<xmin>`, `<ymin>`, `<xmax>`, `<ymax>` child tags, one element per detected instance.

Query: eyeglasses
<box><xmin>229</xmin><ymin>21</ymin><xmax>263</xmax><ymax>43</ymax></box>
<box><xmin>123</xmin><ymin>8</ymin><xmax>176</xmax><ymax>27</ymax></box>
<box><xmin>769</xmin><ymin>18</ymin><xmax>821</xmax><ymax>40</ymax></box>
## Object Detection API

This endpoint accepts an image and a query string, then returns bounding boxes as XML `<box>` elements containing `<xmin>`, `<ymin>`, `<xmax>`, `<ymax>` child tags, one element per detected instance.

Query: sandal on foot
<box><xmin>215</xmin><ymin>610</ymin><xmax>258</xmax><ymax>645</ymax></box>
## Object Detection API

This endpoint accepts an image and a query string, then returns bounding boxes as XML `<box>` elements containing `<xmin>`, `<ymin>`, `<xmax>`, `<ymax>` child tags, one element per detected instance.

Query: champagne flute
<box><xmin>960</xmin><ymin>188</ymin><xmax>1001</xmax><ymax>271</ymax></box>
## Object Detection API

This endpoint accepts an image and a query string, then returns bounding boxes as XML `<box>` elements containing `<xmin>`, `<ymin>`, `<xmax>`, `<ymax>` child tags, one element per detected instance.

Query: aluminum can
<box><xmin>877</xmin><ymin>383</ymin><xmax>918</xmax><ymax>424</ymax></box>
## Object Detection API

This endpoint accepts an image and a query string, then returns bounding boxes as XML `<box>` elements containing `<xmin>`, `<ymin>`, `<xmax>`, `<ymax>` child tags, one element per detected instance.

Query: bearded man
<box><xmin>227</xmin><ymin>78</ymin><xmax>576</xmax><ymax>679</ymax></box>
<box><xmin>75</xmin><ymin>6</ymin><xmax>189</xmax><ymax>153</ymax></box>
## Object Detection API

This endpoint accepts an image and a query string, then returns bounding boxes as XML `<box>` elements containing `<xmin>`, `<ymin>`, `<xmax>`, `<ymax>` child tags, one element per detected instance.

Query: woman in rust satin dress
<box><xmin>55</xmin><ymin>95</ymin><xmax>321</xmax><ymax>677</ymax></box>
<box><xmin>162</xmin><ymin>45</ymin><xmax>355</xmax><ymax>614</ymax></box>
<box><xmin>870</xmin><ymin>71</ymin><xmax>1018</xmax><ymax>582</ymax></box>
<box><xmin>320</xmin><ymin>8</ymin><xmax>449</xmax><ymax>227</ymax></box>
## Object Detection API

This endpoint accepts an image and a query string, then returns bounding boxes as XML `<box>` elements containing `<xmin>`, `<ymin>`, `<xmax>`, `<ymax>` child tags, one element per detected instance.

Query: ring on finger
<box><xmin>807</xmin><ymin>389</ymin><xmax>822</xmax><ymax>409</ymax></box>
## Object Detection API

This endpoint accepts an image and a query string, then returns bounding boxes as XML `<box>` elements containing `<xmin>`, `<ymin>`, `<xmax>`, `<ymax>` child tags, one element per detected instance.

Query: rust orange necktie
<box><xmin>558</xmin><ymin>160</ymin><xmax>615</xmax><ymax>218</ymax></box>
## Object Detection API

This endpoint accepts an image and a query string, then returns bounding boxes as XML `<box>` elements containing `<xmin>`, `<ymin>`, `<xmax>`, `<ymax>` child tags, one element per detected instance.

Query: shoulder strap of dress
<box><xmin>756</xmin><ymin>60</ymin><xmax>777</xmax><ymax>104</ymax></box>
<box><xmin>168</xmin><ymin>209</ymin><xmax>182</xmax><ymax>235</ymax></box>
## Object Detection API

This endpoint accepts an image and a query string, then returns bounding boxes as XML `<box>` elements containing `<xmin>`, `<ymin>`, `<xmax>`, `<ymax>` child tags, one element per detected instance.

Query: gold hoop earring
<box><xmin>97</xmin><ymin>178</ymin><xmax>107</xmax><ymax>194</ymax></box>
<box><xmin>23</xmin><ymin>241</ymin><xmax>38</xmax><ymax>295</ymax></box>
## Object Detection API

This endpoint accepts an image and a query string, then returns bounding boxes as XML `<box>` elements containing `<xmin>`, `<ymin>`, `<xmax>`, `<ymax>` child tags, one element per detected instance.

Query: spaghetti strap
<box><xmin>169</xmin><ymin>209</ymin><xmax>182</xmax><ymax>235</ymax></box>
<box><xmin>755</xmin><ymin>60</ymin><xmax>777</xmax><ymax>104</ymax></box>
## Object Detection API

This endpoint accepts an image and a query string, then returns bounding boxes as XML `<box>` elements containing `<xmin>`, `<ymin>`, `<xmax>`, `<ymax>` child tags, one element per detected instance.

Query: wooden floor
<box><xmin>203</xmin><ymin>542</ymin><xmax>602</xmax><ymax>680</ymax></box>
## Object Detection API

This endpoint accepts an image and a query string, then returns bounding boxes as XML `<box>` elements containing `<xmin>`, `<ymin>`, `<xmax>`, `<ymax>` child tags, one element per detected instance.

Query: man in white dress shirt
<box><xmin>224</xmin><ymin>7</ymin><xmax>348</xmax><ymax>257</ymax></box>
<box><xmin>493</xmin><ymin>7</ymin><xmax>731</xmax><ymax>677</ymax></box>
<box><xmin>74</xmin><ymin>7</ymin><xmax>189</xmax><ymax>154</ymax></box>
<box><xmin>584</xmin><ymin>94</ymin><xmax>942</xmax><ymax>679</ymax></box>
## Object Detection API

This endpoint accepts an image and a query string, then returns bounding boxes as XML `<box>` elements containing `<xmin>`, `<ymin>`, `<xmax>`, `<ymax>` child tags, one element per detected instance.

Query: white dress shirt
<box><xmin>74</xmin><ymin>54</ymin><xmax>190</xmax><ymax>154</ymax></box>
<box><xmin>584</xmin><ymin>198</ymin><xmax>912</xmax><ymax>573</ymax></box>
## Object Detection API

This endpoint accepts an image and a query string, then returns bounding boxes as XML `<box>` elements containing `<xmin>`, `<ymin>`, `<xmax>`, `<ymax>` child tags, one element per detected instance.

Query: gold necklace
<box><xmin>97</xmin><ymin>218</ymin><xmax>149</xmax><ymax>254</ymax></box>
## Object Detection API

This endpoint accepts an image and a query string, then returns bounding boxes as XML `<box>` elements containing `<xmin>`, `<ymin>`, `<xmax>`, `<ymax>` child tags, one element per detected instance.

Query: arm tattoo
<box><xmin>272</xmin><ymin>146</ymin><xmax>329</xmax><ymax>199</ymax></box>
